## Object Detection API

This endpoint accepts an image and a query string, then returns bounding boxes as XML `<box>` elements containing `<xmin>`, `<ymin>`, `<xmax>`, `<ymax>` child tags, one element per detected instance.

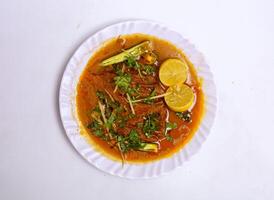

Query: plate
<box><xmin>59</xmin><ymin>20</ymin><xmax>217</xmax><ymax>179</ymax></box>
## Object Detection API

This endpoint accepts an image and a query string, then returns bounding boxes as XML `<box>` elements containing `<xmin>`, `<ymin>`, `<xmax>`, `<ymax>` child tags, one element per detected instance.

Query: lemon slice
<box><xmin>159</xmin><ymin>58</ymin><xmax>188</xmax><ymax>86</ymax></box>
<box><xmin>164</xmin><ymin>84</ymin><xmax>195</xmax><ymax>112</ymax></box>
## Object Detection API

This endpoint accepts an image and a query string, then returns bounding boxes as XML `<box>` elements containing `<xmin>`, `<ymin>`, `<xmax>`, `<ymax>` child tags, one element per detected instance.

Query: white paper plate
<box><xmin>59</xmin><ymin>20</ymin><xmax>217</xmax><ymax>179</ymax></box>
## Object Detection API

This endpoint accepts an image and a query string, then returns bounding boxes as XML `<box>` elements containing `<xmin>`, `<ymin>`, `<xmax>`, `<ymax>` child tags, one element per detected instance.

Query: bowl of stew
<box><xmin>59</xmin><ymin>20</ymin><xmax>217</xmax><ymax>178</ymax></box>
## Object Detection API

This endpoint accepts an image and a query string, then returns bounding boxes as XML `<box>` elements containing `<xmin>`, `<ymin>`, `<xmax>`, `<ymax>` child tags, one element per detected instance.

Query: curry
<box><xmin>76</xmin><ymin>34</ymin><xmax>204</xmax><ymax>163</ymax></box>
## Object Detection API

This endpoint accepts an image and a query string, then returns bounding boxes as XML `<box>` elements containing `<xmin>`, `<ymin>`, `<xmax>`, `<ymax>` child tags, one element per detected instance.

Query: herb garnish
<box><xmin>87</xmin><ymin>120</ymin><xmax>107</xmax><ymax>140</ymax></box>
<box><xmin>176</xmin><ymin>111</ymin><xmax>192</xmax><ymax>123</ymax></box>
<box><xmin>96</xmin><ymin>91</ymin><xmax>106</xmax><ymax>102</ymax></box>
<box><xmin>143</xmin><ymin>88</ymin><xmax>157</xmax><ymax>104</ymax></box>
<box><xmin>117</xmin><ymin>129</ymin><xmax>157</xmax><ymax>153</ymax></box>
<box><xmin>143</xmin><ymin>113</ymin><xmax>160</xmax><ymax>138</ymax></box>
<box><xmin>125</xmin><ymin>55</ymin><xmax>139</xmax><ymax>68</ymax></box>
<box><xmin>164</xmin><ymin>122</ymin><xmax>177</xmax><ymax>142</ymax></box>
<box><xmin>105</xmin><ymin>112</ymin><xmax>116</xmax><ymax>129</ymax></box>
<box><xmin>142</xmin><ymin>65</ymin><xmax>156</xmax><ymax>75</ymax></box>
<box><xmin>114</xmin><ymin>73</ymin><xmax>131</xmax><ymax>93</ymax></box>
<box><xmin>125</xmin><ymin>55</ymin><xmax>143</xmax><ymax>78</ymax></box>
<box><xmin>92</xmin><ymin>105</ymin><xmax>100</xmax><ymax>113</ymax></box>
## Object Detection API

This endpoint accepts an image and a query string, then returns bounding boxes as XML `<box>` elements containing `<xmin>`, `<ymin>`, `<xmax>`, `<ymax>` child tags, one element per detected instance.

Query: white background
<box><xmin>1</xmin><ymin>0</ymin><xmax>274</xmax><ymax>199</ymax></box>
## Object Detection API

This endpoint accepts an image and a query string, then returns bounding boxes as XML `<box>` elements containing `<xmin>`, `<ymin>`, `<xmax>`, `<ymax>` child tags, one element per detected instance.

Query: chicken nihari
<box><xmin>76</xmin><ymin>34</ymin><xmax>204</xmax><ymax>163</ymax></box>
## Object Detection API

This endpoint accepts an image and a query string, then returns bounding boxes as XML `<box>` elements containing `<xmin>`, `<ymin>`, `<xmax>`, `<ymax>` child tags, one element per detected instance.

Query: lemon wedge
<box><xmin>164</xmin><ymin>84</ymin><xmax>195</xmax><ymax>112</ymax></box>
<box><xmin>159</xmin><ymin>58</ymin><xmax>188</xmax><ymax>86</ymax></box>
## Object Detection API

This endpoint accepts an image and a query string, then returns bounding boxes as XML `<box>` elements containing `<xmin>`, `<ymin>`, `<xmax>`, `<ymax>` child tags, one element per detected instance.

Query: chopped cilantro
<box><xmin>125</xmin><ymin>55</ymin><xmax>140</xmax><ymax>69</ymax></box>
<box><xmin>92</xmin><ymin>105</ymin><xmax>100</xmax><ymax>113</ymax></box>
<box><xmin>117</xmin><ymin>129</ymin><xmax>143</xmax><ymax>153</ymax></box>
<box><xmin>87</xmin><ymin>121</ymin><xmax>106</xmax><ymax>140</ymax></box>
<box><xmin>166</xmin><ymin>122</ymin><xmax>177</xmax><ymax>130</ymax></box>
<box><xmin>176</xmin><ymin>111</ymin><xmax>192</xmax><ymax>123</ymax></box>
<box><xmin>114</xmin><ymin>73</ymin><xmax>131</xmax><ymax>93</ymax></box>
<box><xmin>143</xmin><ymin>113</ymin><xmax>159</xmax><ymax>138</ymax></box>
<box><xmin>113</xmin><ymin>64</ymin><xmax>123</xmax><ymax>75</ymax></box>
<box><xmin>143</xmin><ymin>88</ymin><xmax>157</xmax><ymax>104</ymax></box>
<box><xmin>105</xmin><ymin>112</ymin><xmax>116</xmax><ymax>129</ymax></box>
<box><xmin>164</xmin><ymin>122</ymin><xmax>177</xmax><ymax>142</ymax></box>
<box><xmin>142</xmin><ymin>65</ymin><xmax>156</xmax><ymax>75</ymax></box>
<box><xmin>96</xmin><ymin>91</ymin><xmax>106</xmax><ymax>102</ymax></box>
